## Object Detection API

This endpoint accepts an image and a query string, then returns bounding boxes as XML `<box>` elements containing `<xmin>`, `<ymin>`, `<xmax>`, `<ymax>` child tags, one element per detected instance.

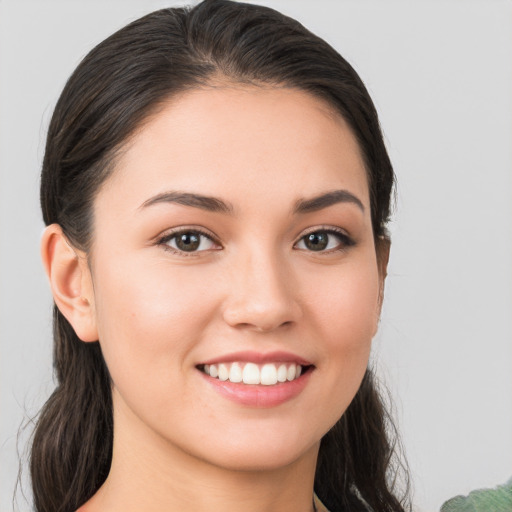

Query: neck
<box><xmin>80</xmin><ymin>392</ymin><xmax>319</xmax><ymax>512</ymax></box>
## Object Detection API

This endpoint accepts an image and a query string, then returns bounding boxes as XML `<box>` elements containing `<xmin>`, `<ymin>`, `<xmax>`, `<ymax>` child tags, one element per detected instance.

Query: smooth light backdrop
<box><xmin>1</xmin><ymin>1</ymin><xmax>511</xmax><ymax>511</ymax></box>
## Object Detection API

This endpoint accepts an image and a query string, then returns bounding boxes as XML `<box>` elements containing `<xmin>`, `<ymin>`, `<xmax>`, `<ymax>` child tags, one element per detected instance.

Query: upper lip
<box><xmin>199</xmin><ymin>350</ymin><xmax>313</xmax><ymax>366</ymax></box>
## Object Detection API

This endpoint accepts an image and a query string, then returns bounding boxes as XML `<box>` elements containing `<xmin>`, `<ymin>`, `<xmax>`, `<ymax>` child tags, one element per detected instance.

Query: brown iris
<box><xmin>304</xmin><ymin>232</ymin><xmax>329</xmax><ymax>251</ymax></box>
<box><xmin>175</xmin><ymin>232</ymin><xmax>201</xmax><ymax>251</ymax></box>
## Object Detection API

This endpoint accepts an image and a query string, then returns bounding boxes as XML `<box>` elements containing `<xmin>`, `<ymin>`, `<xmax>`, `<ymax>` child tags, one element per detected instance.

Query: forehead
<box><xmin>97</xmin><ymin>85</ymin><xmax>369</xmax><ymax>213</ymax></box>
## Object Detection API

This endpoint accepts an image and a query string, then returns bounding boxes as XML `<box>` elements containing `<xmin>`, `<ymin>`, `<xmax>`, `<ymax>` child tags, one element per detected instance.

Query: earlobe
<box><xmin>41</xmin><ymin>224</ymin><xmax>98</xmax><ymax>342</ymax></box>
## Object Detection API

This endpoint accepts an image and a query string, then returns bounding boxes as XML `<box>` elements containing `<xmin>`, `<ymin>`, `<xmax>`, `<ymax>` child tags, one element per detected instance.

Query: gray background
<box><xmin>1</xmin><ymin>1</ymin><xmax>511</xmax><ymax>511</ymax></box>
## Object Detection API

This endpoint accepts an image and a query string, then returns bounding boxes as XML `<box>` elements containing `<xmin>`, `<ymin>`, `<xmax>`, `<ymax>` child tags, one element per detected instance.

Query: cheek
<box><xmin>304</xmin><ymin>258</ymin><xmax>380</xmax><ymax>416</ymax></box>
<box><xmin>308</xmin><ymin>257</ymin><xmax>381</xmax><ymax>347</ymax></box>
<box><xmin>331</xmin><ymin>276</ymin><xmax>379</xmax><ymax>368</ymax></box>
<box><xmin>91</xmin><ymin>255</ymin><xmax>219</xmax><ymax>381</ymax></box>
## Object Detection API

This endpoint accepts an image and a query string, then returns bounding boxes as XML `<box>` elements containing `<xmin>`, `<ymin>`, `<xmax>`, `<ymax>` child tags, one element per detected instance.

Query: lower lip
<box><xmin>199</xmin><ymin>369</ymin><xmax>313</xmax><ymax>407</ymax></box>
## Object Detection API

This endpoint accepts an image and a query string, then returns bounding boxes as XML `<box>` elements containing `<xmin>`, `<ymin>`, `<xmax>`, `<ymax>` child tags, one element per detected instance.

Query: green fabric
<box><xmin>440</xmin><ymin>477</ymin><xmax>512</xmax><ymax>512</ymax></box>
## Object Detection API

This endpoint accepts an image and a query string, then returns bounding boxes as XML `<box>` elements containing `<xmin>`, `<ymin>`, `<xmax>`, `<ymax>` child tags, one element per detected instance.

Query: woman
<box><xmin>33</xmin><ymin>1</ymin><xmax>409</xmax><ymax>511</ymax></box>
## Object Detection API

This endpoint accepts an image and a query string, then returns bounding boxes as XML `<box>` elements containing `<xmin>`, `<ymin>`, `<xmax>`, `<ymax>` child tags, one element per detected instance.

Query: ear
<box><xmin>376</xmin><ymin>236</ymin><xmax>391</xmax><ymax>285</ymax></box>
<box><xmin>373</xmin><ymin>236</ymin><xmax>391</xmax><ymax>335</ymax></box>
<box><xmin>41</xmin><ymin>224</ymin><xmax>98</xmax><ymax>342</ymax></box>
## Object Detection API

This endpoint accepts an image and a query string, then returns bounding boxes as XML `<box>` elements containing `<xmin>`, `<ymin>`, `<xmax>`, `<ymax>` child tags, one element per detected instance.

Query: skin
<box><xmin>42</xmin><ymin>85</ymin><xmax>388</xmax><ymax>512</ymax></box>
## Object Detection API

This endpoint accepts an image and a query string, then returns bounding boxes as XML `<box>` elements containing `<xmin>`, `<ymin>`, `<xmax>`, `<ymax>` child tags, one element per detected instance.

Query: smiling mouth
<box><xmin>197</xmin><ymin>362</ymin><xmax>312</xmax><ymax>386</ymax></box>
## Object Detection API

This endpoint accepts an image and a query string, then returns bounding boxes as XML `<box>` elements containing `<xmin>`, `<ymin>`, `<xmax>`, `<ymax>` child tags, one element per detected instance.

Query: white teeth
<box><xmin>218</xmin><ymin>364</ymin><xmax>229</xmax><ymax>381</ymax></box>
<box><xmin>202</xmin><ymin>362</ymin><xmax>306</xmax><ymax>385</ymax></box>
<box><xmin>277</xmin><ymin>364</ymin><xmax>287</xmax><ymax>383</ymax></box>
<box><xmin>243</xmin><ymin>363</ymin><xmax>260</xmax><ymax>384</ymax></box>
<box><xmin>229</xmin><ymin>362</ymin><xmax>242</xmax><ymax>383</ymax></box>
<box><xmin>260</xmin><ymin>364</ymin><xmax>278</xmax><ymax>385</ymax></box>
<box><xmin>287</xmin><ymin>363</ymin><xmax>296</xmax><ymax>381</ymax></box>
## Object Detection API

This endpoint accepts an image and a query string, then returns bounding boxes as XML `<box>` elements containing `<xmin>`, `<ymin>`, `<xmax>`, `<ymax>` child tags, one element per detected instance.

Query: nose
<box><xmin>221</xmin><ymin>248</ymin><xmax>302</xmax><ymax>332</ymax></box>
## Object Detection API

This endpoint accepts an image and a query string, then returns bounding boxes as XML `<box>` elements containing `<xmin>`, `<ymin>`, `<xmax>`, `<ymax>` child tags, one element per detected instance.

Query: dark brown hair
<box><xmin>33</xmin><ymin>1</ymin><xmax>409</xmax><ymax>511</ymax></box>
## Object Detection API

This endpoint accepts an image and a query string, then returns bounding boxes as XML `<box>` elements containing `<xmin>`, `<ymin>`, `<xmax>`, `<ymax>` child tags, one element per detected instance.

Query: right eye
<box><xmin>158</xmin><ymin>229</ymin><xmax>219</xmax><ymax>254</ymax></box>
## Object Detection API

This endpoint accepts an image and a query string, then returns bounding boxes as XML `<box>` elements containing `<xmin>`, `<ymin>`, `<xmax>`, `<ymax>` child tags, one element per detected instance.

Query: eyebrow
<box><xmin>139</xmin><ymin>189</ymin><xmax>364</xmax><ymax>215</ymax></box>
<box><xmin>140</xmin><ymin>191</ymin><xmax>234</xmax><ymax>214</ymax></box>
<box><xmin>293</xmin><ymin>190</ymin><xmax>365</xmax><ymax>214</ymax></box>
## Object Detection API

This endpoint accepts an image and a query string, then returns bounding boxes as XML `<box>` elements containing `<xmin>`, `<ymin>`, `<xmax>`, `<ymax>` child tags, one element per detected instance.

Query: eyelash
<box><xmin>157</xmin><ymin>227</ymin><xmax>220</xmax><ymax>256</ymax></box>
<box><xmin>156</xmin><ymin>226</ymin><xmax>355</xmax><ymax>256</ymax></box>
<box><xmin>295</xmin><ymin>227</ymin><xmax>355</xmax><ymax>253</ymax></box>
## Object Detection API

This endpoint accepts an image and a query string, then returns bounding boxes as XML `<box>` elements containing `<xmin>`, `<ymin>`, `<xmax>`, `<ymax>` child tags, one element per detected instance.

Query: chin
<box><xmin>194</xmin><ymin>431</ymin><xmax>321</xmax><ymax>473</ymax></box>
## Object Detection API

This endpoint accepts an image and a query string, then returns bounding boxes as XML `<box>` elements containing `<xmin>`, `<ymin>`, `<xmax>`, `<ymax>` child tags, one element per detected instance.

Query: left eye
<box><xmin>161</xmin><ymin>230</ymin><xmax>217</xmax><ymax>253</ymax></box>
<box><xmin>295</xmin><ymin>230</ymin><xmax>350</xmax><ymax>252</ymax></box>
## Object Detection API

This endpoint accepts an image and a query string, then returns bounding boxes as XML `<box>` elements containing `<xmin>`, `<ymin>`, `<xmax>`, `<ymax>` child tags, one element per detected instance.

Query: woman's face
<box><xmin>86</xmin><ymin>85</ymin><xmax>385</xmax><ymax>472</ymax></box>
